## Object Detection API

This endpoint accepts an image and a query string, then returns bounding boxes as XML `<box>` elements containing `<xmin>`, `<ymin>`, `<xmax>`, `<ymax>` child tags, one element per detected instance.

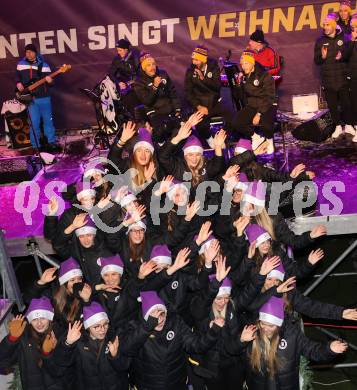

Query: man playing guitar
<box><xmin>16</xmin><ymin>44</ymin><xmax>61</xmax><ymax>152</ymax></box>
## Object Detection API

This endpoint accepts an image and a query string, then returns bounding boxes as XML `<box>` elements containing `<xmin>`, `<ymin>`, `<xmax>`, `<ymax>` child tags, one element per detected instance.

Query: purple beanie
<box><xmin>83</xmin><ymin>301</ymin><xmax>109</xmax><ymax>329</ymax></box>
<box><xmin>243</xmin><ymin>180</ymin><xmax>266</xmax><ymax>207</ymax></box>
<box><xmin>245</xmin><ymin>224</ymin><xmax>271</xmax><ymax>246</ymax></box>
<box><xmin>133</xmin><ymin>128</ymin><xmax>154</xmax><ymax>154</ymax></box>
<box><xmin>140</xmin><ymin>291</ymin><xmax>167</xmax><ymax>321</ymax></box>
<box><xmin>259</xmin><ymin>296</ymin><xmax>284</xmax><ymax>327</ymax></box>
<box><xmin>183</xmin><ymin>136</ymin><xmax>203</xmax><ymax>155</ymax></box>
<box><xmin>150</xmin><ymin>244</ymin><xmax>172</xmax><ymax>265</ymax></box>
<box><xmin>58</xmin><ymin>258</ymin><xmax>83</xmax><ymax>285</ymax></box>
<box><xmin>26</xmin><ymin>297</ymin><xmax>54</xmax><ymax>323</ymax></box>
<box><xmin>98</xmin><ymin>255</ymin><xmax>124</xmax><ymax>276</ymax></box>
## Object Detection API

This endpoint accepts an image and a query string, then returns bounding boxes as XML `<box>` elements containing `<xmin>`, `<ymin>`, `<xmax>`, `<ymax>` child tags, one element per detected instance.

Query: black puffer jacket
<box><xmin>134</xmin><ymin>68</ymin><xmax>181</xmax><ymax>116</ymax></box>
<box><xmin>0</xmin><ymin>328</ymin><xmax>69</xmax><ymax>390</ymax></box>
<box><xmin>57</xmin><ymin>332</ymin><xmax>129</xmax><ymax>390</ymax></box>
<box><xmin>184</xmin><ymin>58</ymin><xmax>221</xmax><ymax>111</ymax></box>
<box><xmin>314</xmin><ymin>27</ymin><xmax>349</xmax><ymax>90</ymax></box>
<box><xmin>246</xmin><ymin>319</ymin><xmax>338</xmax><ymax>390</ymax></box>
<box><xmin>109</xmin><ymin>49</ymin><xmax>140</xmax><ymax>84</ymax></box>
<box><xmin>121</xmin><ymin>312</ymin><xmax>221</xmax><ymax>390</ymax></box>
<box><xmin>241</xmin><ymin>63</ymin><xmax>276</xmax><ymax>113</ymax></box>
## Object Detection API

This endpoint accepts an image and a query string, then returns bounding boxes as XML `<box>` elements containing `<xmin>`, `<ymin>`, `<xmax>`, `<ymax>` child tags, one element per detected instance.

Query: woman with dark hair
<box><xmin>0</xmin><ymin>298</ymin><xmax>69</xmax><ymax>390</ymax></box>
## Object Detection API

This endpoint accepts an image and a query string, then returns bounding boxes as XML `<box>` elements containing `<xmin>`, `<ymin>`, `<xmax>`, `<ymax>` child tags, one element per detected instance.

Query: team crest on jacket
<box><xmin>166</xmin><ymin>330</ymin><xmax>175</xmax><ymax>341</ymax></box>
<box><xmin>253</xmin><ymin>79</ymin><xmax>260</xmax><ymax>86</ymax></box>
<box><xmin>97</xmin><ymin>258</ymin><xmax>101</xmax><ymax>266</ymax></box>
<box><xmin>105</xmin><ymin>346</ymin><xmax>110</xmax><ymax>354</ymax></box>
<box><xmin>171</xmin><ymin>281</ymin><xmax>179</xmax><ymax>290</ymax></box>
<box><xmin>279</xmin><ymin>338</ymin><xmax>287</xmax><ymax>350</ymax></box>
<box><xmin>161</xmin><ymin>79</ymin><xmax>167</xmax><ymax>85</ymax></box>
<box><xmin>207</xmin><ymin>72</ymin><xmax>213</xmax><ymax>78</ymax></box>
<box><xmin>337</xmin><ymin>40</ymin><xmax>343</xmax><ymax>46</ymax></box>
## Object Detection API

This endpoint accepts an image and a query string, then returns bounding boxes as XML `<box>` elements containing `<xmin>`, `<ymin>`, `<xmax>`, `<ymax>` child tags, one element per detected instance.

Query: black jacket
<box><xmin>109</xmin><ymin>49</ymin><xmax>140</xmax><ymax>84</ymax></box>
<box><xmin>121</xmin><ymin>312</ymin><xmax>221</xmax><ymax>390</ymax></box>
<box><xmin>184</xmin><ymin>59</ymin><xmax>221</xmax><ymax>111</ymax></box>
<box><xmin>346</xmin><ymin>36</ymin><xmax>357</xmax><ymax>80</ymax></box>
<box><xmin>134</xmin><ymin>68</ymin><xmax>181</xmax><ymax>116</ymax></box>
<box><xmin>241</xmin><ymin>64</ymin><xmax>276</xmax><ymax>114</ymax></box>
<box><xmin>0</xmin><ymin>328</ymin><xmax>69</xmax><ymax>390</ymax></box>
<box><xmin>57</xmin><ymin>332</ymin><xmax>129</xmax><ymax>390</ymax></box>
<box><xmin>246</xmin><ymin>319</ymin><xmax>338</xmax><ymax>390</ymax></box>
<box><xmin>314</xmin><ymin>28</ymin><xmax>349</xmax><ymax>90</ymax></box>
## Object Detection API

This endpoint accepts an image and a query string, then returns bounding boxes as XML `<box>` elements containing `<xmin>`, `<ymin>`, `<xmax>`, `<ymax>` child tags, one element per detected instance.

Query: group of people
<box><xmin>1</xmin><ymin>109</ymin><xmax>357</xmax><ymax>390</ymax></box>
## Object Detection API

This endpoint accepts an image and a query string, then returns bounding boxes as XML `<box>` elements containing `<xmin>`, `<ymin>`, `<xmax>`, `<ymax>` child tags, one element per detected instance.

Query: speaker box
<box><xmin>292</xmin><ymin>110</ymin><xmax>334</xmax><ymax>142</ymax></box>
<box><xmin>5</xmin><ymin>110</ymin><xmax>31</xmax><ymax>149</ymax></box>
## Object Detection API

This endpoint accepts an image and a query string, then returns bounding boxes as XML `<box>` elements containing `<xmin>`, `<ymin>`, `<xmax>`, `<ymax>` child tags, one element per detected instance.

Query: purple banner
<box><xmin>0</xmin><ymin>0</ymin><xmax>355</xmax><ymax>130</ymax></box>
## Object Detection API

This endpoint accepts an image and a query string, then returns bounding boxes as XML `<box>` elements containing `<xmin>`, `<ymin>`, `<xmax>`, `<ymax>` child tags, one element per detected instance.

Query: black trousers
<box><xmin>323</xmin><ymin>85</ymin><xmax>352</xmax><ymax>126</ymax></box>
<box><xmin>204</xmin><ymin>361</ymin><xmax>246</xmax><ymax>390</ymax></box>
<box><xmin>233</xmin><ymin>105</ymin><xmax>276</xmax><ymax>139</ymax></box>
<box><xmin>350</xmin><ymin>80</ymin><xmax>357</xmax><ymax>125</ymax></box>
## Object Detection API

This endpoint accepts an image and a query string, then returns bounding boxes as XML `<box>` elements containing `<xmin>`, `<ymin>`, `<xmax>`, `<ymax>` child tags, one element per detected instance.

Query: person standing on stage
<box><xmin>314</xmin><ymin>13</ymin><xmax>355</xmax><ymax>140</ymax></box>
<box><xmin>108</xmin><ymin>38</ymin><xmax>141</xmax><ymax>115</ymax></box>
<box><xmin>134</xmin><ymin>52</ymin><xmax>181</xmax><ymax>143</ymax></box>
<box><xmin>16</xmin><ymin>44</ymin><xmax>60</xmax><ymax>152</ymax></box>
<box><xmin>346</xmin><ymin>16</ymin><xmax>357</xmax><ymax>142</ymax></box>
<box><xmin>184</xmin><ymin>45</ymin><xmax>223</xmax><ymax>147</ymax></box>
<box><xmin>247</xmin><ymin>29</ymin><xmax>281</xmax><ymax>76</ymax></box>
<box><xmin>337</xmin><ymin>0</ymin><xmax>353</xmax><ymax>35</ymax></box>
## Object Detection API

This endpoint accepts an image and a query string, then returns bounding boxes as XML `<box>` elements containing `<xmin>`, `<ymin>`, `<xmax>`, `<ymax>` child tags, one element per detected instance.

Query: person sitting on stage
<box><xmin>314</xmin><ymin>13</ymin><xmax>355</xmax><ymax>140</ymax></box>
<box><xmin>16</xmin><ymin>44</ymin><xmax>61</xmax><ymax>152</ymax></box>
<box><xmin>108</xmin><ymin>38</ymin><xmax>141</xmax><ymax>115</ymax></box>
<box><xmin>233</xmin><ymin>51</ymin><xmax>276</xmax><ymax>154</ymax></box>
<box><xmin>247</xmin><ymin>30</ymin><xmax>281</xmax><ymax>76</ymax></box>
<box><xmin>134</xmin><ymin>52</ymin><xmax>181</xmax><ymax>143</ymax></box>
<box><xmin>184</xmin><ymin>45</ymin><xmax>224</xmax><ymax>147</ymax></box>
<box><xmin>337</xmin><ymin>1</ymin><xmax>352</xmax><ymax>34</ymax></box>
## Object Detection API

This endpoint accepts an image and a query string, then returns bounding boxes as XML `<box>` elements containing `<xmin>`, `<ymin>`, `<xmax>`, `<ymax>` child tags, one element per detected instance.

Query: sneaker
<box><xmin>344</xmin><ymin>125</ymin><xmax>356</xmax><ymax>136</ymax></box>
<box><xmin>251</xmin><ymin>132</ymin><xmax>266</xmax><ymax>150</ymax></box>
<box><xmin>352</xmin><ymin>133</ymin><xmax>357</xmax><ymax>143</ymax></box>
<box><xmin>206</xmin><ymin>136</ymin><xmax>215</xmax><ymax>149</ymax></box>
<box><xmin>331</xmin><ymin>125</ymin><xmax>343</xmax><ymax>139</ymax></box>
<box><xmin>266</xmin><ymin>138</ymin><xmax>275</xmax><ymax>154</ymax></box>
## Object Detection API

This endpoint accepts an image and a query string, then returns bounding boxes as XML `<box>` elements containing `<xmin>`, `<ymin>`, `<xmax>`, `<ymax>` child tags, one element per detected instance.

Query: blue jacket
<box><xmin>16</xmin><ymin>55</ymin><xmax>52</xmax><ymax>98</ymax></box>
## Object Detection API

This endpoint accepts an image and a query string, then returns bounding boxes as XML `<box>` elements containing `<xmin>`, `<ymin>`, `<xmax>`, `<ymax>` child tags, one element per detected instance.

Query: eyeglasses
<box><xmin>215</xmin><ymin>297</ymin><xmax>230</xmax><ymax>303</ymax></box>
<box><xmin>92</xmin><ymin>322</ymin><xmax>109</xmax><ymax>331</ymax></box>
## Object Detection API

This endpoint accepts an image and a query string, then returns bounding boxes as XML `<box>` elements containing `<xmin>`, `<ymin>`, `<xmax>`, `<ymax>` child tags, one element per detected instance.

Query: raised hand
<box><xmin>8</xmin><ymin>315</ymin><xmax>26</xmax><ymax>339</ymax></box>
<box><xmin>108</xmin><ymin>336</ymin><xmax>119</xmax><ymax>357</ymax></box>
<box><xmin>187</xmin><ymin>111</ymin><xmax>204</xmax><ymax>127</ymax></box>
<box><xmin>78</xmin><ymin>283</ymin><xmax>92</xmax><ymax>303</ymax></box>
<box><xmin>95</xmin><ymin>284</ymin><xmax>121</xmax><ymax>293</ymax></box>
<box><xmin>144</xmin><ymin>161</ymin><xmax>156</xmax><ymax>181</ymax></box>
<box><xmin>71</xmin><ymin>213</ymin><xmax>88</xmax><ymax>230</ymax></box>
<box><xmin>167</xmin><ymin>248</ymin><xmax>191</xmax><ymax>275</ymax></box>
<box><xmin>259</xmin><ymin>256</ymin><xmax>281</xmax><ymax>276</ymax></box>
<box><xmin>215</xmin><ymin>256</ymin><xmax>231</xmax><ymax>282</ymax></box>
<box><xmin>290</xmin><ymin>163</ymin><xmax>306</xmax><ymax>179</ymax></box>
<box><xmin>196</xmin><ymin>221</ymin><xmax>213</xmax><ymax>246</ymax></box>
<box><xmin>185</xmin><ymin>201</ymin><xmax>200</xmax><ymax>222</ymax></box>
<box><xmin>155</xmin><ymin>175</ymin><xmax>174</xmax><ymax>196</ymax></box>
<box><xmin>119</xmin><ymin>121</ymin><xmax>137</xmax><ymax>144</ymax></box>
<box><xmin>138</xmin><ymin>260</ymin><xmax>158</xmax><ymax>279</ymax></box>
<box><xmin>276</xmin><ymin>277</ymin><xmax>296</xmax><ymax>293</ymax></box>
<box><xmin>47</xmin><ymin>197</ymin><xmax>59</xmax><ymax>216</ymax></box>
<box><xmin>308</xmin><ymin>249</ymin><xmax>324</xmax><ymax>265</ymax></box>
<box><xmin>114</xmin><ymin>186</ymin><xmax>129</xmax><ymax>203</ymax></box>
<box><xmin>330</xmin><ymin>340</ymin><xmax>348</xmax><ymax>354</ymax></box>
<box><xmin>173</xmin><ymin>121</ymin><xmax>192</xmax><ymax>144</ymax></box>
<box><xmin>222</xmin><ymin>165</ymin><xmax>240</xmax><ymax>182</ymax></box>
<box><xmin>240</xmin><ymin>325</ymin><xmax>257</xmax><ymax>342</ymax></box>
<box><xmin>204</xmin><ymin>240</ymin><xmax>220</xmax><ymax>264</ymax></box>
<box><xmin>233</xmin><ymin>216</ymin><xmax>250</xmax><ymax>237</ymax></box>
<box><xmin>42</xmin><ymin>331</ymin><xmax>57</xmax><ymax>354</ymax></box>
<box><xmin>38</xmin><ymin>267</ymin><xmax>57</xmax><ymax>286</ymax></box>
<box><xmin>306</xmin><ymin>171</ymin><xmax>316</xmax><ymax>179</ymax></box>
<box><xmin>213</xmin><ymin>129</ymin><xmax>227</xmax><ymax>150</ymax></box>
<box><xmin>124</xmin><ymin>205</ymin><xmax>146</xmax><ymax>226</ymax></box>
<box><xmin>66</xmin><ymin>321</ymin><xmax>82</xmax><ymax>345</ymax></box>
<box><xmin>310</xmin><ymin>225</ymin><xmax>327</xmax><ymax>239</ymax></box>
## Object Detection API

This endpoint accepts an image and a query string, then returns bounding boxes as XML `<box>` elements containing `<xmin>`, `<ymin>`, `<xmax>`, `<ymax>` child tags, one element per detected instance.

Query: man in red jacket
<box><xmin>248</xmin><ymin>30</ymin><xmax>281</xmax><ymax>76</ymax></box>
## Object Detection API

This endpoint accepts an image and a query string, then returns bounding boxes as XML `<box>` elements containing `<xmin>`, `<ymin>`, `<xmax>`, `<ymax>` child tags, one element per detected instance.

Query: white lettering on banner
<box><xmin>18</xmin><ymin>32</ymin><xmax>37</xmax><ymax>46</ymax></box>
<box><xmin>38</xmin><ymin>31</ymin><xmax>56</xmax><ymax>54</ymax></box>
<box><xmin>0</xmin><ymin>34</ymin><xmax>19</xmax><ymax>58</ymax></box>
<box><xmin>88</xmin><ymin>26</ymin><xmax>107</xmax><ymax>50</ymax></box>
<box><xmin>57</xmin><ymin>29</ymin><xmax>78</xmax><ymax>53</ymax></box>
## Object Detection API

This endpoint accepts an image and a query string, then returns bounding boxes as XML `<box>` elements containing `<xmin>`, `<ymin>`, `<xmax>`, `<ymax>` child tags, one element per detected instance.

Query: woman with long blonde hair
<box><xmin>246</xmin><ymin>296</ymin><xmax>348</xmax><ymax>390</ymax></box>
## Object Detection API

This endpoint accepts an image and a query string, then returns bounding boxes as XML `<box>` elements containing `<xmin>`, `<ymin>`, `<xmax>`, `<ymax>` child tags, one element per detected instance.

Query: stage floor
<box><xmin>0</xmin><ymin>130</ymin><xmax>356</xmax><ymax>256</ymax></box>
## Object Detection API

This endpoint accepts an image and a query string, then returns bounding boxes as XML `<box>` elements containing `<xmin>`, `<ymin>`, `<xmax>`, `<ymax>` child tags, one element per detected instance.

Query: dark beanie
<box><xmin>24</xmin><ymin>43</ymin><xmax>37</xmax><ymax>53</ymax></box>
<box><xmin>249</xmin><ymin>29</ymin><xmax>266</xmax><ymax>44</ymax></box>
<box><xmin>116</xmin><ymin>39</ymin><xmax>130</xmax><ymax>50</ymax></box>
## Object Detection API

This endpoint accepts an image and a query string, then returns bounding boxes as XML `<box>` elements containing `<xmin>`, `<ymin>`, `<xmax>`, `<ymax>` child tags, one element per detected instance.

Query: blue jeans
<box><xmin>28</xmin><ymin>96</ymin><xmax>56</xmax><ymax>146</ymax></box>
